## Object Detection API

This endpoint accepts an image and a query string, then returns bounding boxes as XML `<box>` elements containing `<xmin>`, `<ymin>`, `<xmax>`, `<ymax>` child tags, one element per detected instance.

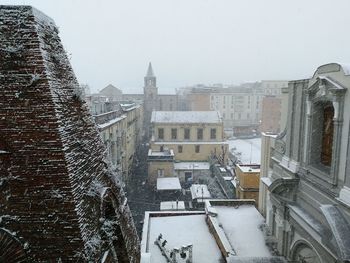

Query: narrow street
<box><xmin>125</xmin><ymin>143</ymin><xmax>158</xmax><ymax>237</ymax></box>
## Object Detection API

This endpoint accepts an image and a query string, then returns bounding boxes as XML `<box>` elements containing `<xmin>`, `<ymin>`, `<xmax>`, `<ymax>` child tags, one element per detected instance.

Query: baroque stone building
<box><xmin>0</xmin><ymin>6</ymin><xmax>139</xmax><ymax>262</ymax></box>
<box><xmin>260</xmin><ymin>63</ymin><xmax>350</xmax><ymax>262</ymax></box>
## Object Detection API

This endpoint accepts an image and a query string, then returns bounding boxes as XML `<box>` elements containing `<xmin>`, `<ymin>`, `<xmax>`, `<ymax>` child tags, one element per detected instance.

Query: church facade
<box><xmin>260</xmin><ymin>63</ymin><xmax>350</xmax><ymax>262</ymax></box>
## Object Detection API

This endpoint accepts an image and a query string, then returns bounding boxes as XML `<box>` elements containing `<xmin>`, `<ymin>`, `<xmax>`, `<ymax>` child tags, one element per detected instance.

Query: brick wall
<box><xmin>0</xmin><ymin>6</ymin><xmax>139</xmax><ymax>262</ymax></box>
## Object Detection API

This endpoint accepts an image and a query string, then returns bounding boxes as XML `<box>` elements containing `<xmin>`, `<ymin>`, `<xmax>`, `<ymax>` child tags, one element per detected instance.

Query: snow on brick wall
<box><xmin>0</xmin><ymin>5</ymin><xmax>139</xmax><ymax>262</ymax></box>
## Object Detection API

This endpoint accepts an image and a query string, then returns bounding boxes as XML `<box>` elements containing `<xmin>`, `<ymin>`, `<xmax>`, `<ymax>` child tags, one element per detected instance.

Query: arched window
<box><xmin>291</xmin><ymin>241</ymin><xmax>321</xmax><ymax>263</ymax></box>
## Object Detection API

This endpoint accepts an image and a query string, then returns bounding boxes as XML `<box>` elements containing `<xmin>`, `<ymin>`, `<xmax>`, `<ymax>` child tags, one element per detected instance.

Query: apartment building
<box><xmin>179</xmin><ymin>81</ymin><xmax>288</xmax><ymax>137</ymax></box>
<box><xmin>209</xmin><ymin>85</ymin><xmax>262</xmax><ymax>136</ymax></box>
<box><xmin>235</xmin><ymin>164</ymin><xmax>261</xmax><ymax>204</ymax></box>
<box><xmin>148</xmin><ymin>111</ymin><xmax>228</xmax><ymax>184</ymax></box>
<box><xmin>95</xmin><ymin>103</ymin><xmax>143</xmax><ymax>181</ymax></box>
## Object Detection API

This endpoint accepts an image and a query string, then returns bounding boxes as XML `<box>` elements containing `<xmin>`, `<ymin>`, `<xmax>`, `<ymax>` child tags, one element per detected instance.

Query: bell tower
<box><xmin>143</xmin><ymin>62</ymin><xmax>158</xmax><ymax>138</ymax></box>
<box><xmin>144</xmin><ymin>62</ymin><xmax>157</xmax><ymax>88</ymax></box>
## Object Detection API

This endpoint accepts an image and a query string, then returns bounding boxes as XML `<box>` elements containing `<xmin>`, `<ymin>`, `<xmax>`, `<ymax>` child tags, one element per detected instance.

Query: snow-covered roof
<box><xmin>237</xmin><ymin>164</ymin><xmax>260</xmax><ymax>173</ymax></box>
<box><xmin>160</xmin><ymin>201</ymin><xmax>185</xmax><ymax>211</ymax></box>
<box><xmin>97</xmin><ymin>115</ymin><xmax>126</xmax><ymax>130</ymax></box>
<box><xmin>207</xmin><ymin>202</ymin><xmax>272</xmax><ymax>257</ymax></box>
<box><xmin>121</xmin><ymin>103</ymin><xmax>140</xmax><ymax>112</ymax></box>
<box><xmin>228</xmin><ymin>138</ymin><xmax>261</xmax><ymax>164</ymax></box>
<box><xmin>141</xmin><ymin>202</ymin><xmax>284</xmax><ymax>263</ymax></box>
<box><xmin>156</xmin><ymin>177</ymin><xmax>181</xmax><ymax>191</ymax></box>
<box><xmin>148</xmin><ymin>149</ymin><xmax>174</xmax><ymax>157</ymax></box>
<box><xmin>219</xmin><ymin>167</ymin><xmax>226</xmax><ymax>172</ymax></box>
<box><xmin>190</xmin><ymin>184</ymin><xmax>211</xmax><ymax>201</ymax></box>
<box><xmin>261</xmin><ymin>177</ymin><xmax>272</xmax><ymax>187</ymax></box>
<box><xmin>339</xmin><ymin>63</ymin><xmax>350</xmax><ymax>75</ymax></box>
<box><xmin>151</xmin><ymin>111</ymin><xmax>222</xmax><ymax>124</ymax></box>
<box><xmin>141</xmin><ymin>212</ymin><xmax>222</xmax><ymax>263</ymax></box>
<box><xmin>174</xmin><ymin>162</ymin><xmax>210</xmax><ymax>170</ymax></box>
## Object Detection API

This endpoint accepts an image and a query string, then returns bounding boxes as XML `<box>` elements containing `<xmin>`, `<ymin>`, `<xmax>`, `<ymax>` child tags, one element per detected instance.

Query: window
<box><xmin>197</xmin><ymin>128</ymin><xmax>203</xmax><ymax>140</ymax></box>
<box><xmin>185</xmin><ymin>172</ymin><xmax>193</xmax><ymax>182</ymax></box>
<box><xmin>184</xmin><ymin>128</ymin><xmax>190</xmax><ymax>140</ymax></box>
<box><xmin>310</xmin><ymin>102</ymin><xmax>335</xmax><ymax>168</ymax></box>
<box><xmin>171</xmin><ymin>128</ymin><xmax>177</xmax><ymax>140</ymax></box>
<box><xmin>195</xmin><ymin>145</ymin><xmax>200</xmax><ymax>153</ymax></box>
<box><xmin>210</xmin><ymin>128</ymin><xmax>216</xmax><ymax>139</ymax></box>
<box><xmin>321</xmin><ymin>105</ymin><xmax>334</xmax><ymax>166</ymax></box>
<box><xmin>158</xmin><ymin>128</ymin><xmax>164</xmax><ymax>140</ymax></box>
<box><xmin>178</xmin><ymin>145</ymin><xmax>183</xmax><ymax>153</ymax></box>
<box><xmin>157</xmin><ymin>169</ymin><xmax>164</xmax><ymax>177</ymax></box>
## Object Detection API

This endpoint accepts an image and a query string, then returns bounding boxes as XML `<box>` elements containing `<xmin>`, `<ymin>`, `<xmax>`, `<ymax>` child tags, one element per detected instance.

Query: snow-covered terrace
<box><xmin>228</xmin><ymin>138</ymin><xmax>261</xmax><ymax>164</ymax></box>
<box><xmin>206</xmin><ymin>200</ymin><xmax>270</xmax><ymax>258</ymax></box>
<box><xmin>236</xmin><ymin>164</ymin><xmax>260</xmax><ymax>173</ymax></box>
<box><xmin>174</xmin><ymin>162</ymin><xmax>210</xmax><ymax>170</ymax></box>
<box><xmin>141</xmin><ymin>200</ymin><xmax>286</xmax><ymax>263</ymax></box>
<box><xmin>156</xmin><ymin>177</ymin><xmax>181</xmax><ymax>191</ymax></box>
<box><xmin>141</xmin><ymin>211</ymin><xmax>222</xmax><ymax>263</ymax></box>
<box><xmin>190</xmin><ymin>184</ymin><xmax>211</xmax><ymax>202</ymax></box>
<box><xmin>160</xmin><ymin>201</ymin><xmax>185</xmax><ymax>211</ymax></box>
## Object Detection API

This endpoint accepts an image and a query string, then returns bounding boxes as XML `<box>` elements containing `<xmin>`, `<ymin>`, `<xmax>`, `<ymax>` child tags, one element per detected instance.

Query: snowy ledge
<box><xmin>337</xmin><ymin>186</ymin><xmax>350</xmax><ymax>208</ymax></box>
<box><xmin>261</xmin><ymin>177</ymin><xmax>272</xmax><ymax>187</ymax></box>
<box><xmin>279</xmin><ymin>156</ymin><xmax>299</xmax><ymax>173</ymax></box>
<box><xmin>153</xmin><ymin>141</ymin><xmax>228</xmax><ymax>145</ymax></box>
<box><xmin>97</xmin><ymin>115</ymin><xmax>126</xmax><ymax>130</ymax></box>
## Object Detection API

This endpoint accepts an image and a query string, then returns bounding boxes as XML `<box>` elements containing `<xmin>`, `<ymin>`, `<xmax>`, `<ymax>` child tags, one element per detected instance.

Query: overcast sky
<box><xmin>2</xmin><ymin>0</ymin><xmax>350</xmax><ymax>94</ymax></box>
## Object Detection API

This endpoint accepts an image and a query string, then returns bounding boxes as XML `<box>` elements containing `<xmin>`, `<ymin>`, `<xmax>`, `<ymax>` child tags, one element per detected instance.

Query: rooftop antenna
<box><xmin>250</xmin><ymin>141</ymin><xmax>253</xmax><ymax>164</ymax></box>
<box><xmin>155</xmin><ymin>234</ymin><xmax>193</xmax><ymax>262</ymax></box>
